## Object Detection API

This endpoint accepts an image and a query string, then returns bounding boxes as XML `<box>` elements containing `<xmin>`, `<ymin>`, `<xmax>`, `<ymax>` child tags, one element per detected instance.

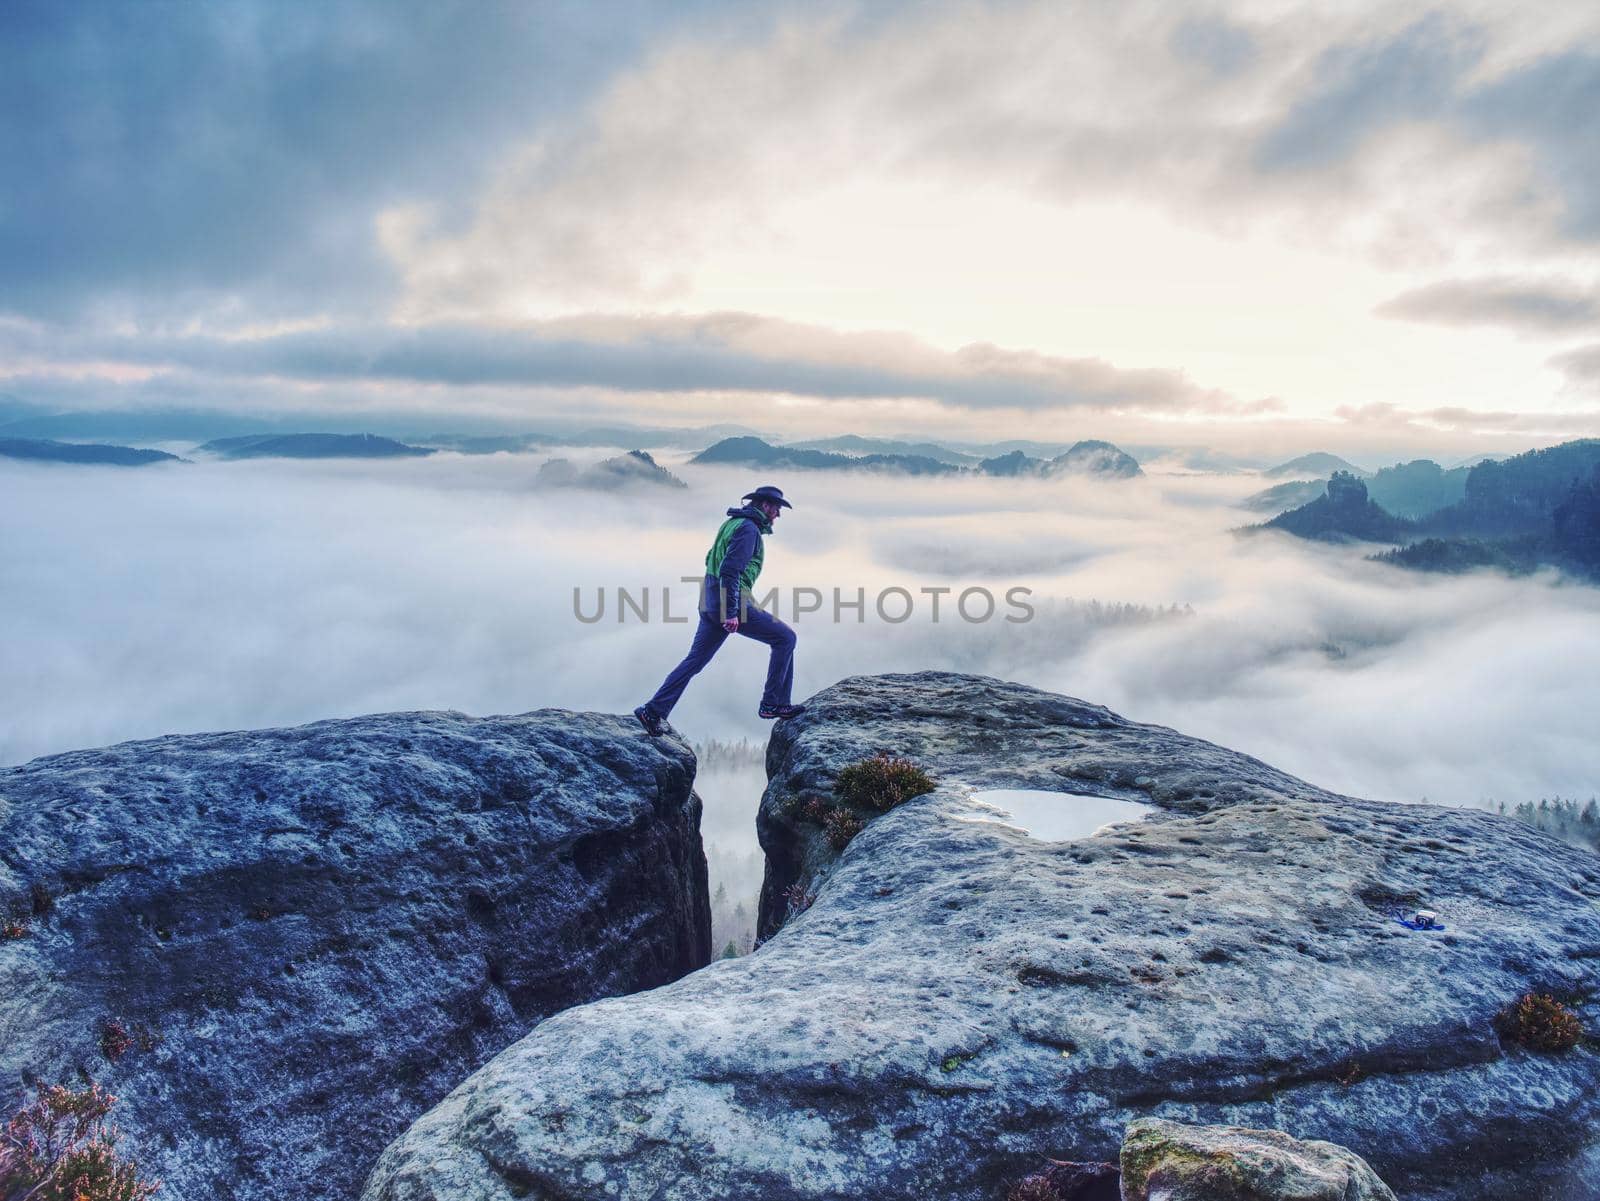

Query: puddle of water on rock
<box><xmin>957</xmin><ymin>788</ymin><xmax>1154</xmax><ymax>841</ymax></box>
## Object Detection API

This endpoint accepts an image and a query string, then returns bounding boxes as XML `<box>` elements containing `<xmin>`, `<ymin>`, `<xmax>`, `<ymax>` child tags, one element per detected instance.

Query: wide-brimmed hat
<box><xmin>742</xmin><ymin>485</ymin><xmax>792</xmax><ymax>509</ymax></box>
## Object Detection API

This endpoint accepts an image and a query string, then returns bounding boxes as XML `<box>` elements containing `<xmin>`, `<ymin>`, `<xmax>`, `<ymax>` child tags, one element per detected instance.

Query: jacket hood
<box><xmin>726</xmin><ymin>504</ymin><xmax>774</xmax><ymax>535</ymax></box>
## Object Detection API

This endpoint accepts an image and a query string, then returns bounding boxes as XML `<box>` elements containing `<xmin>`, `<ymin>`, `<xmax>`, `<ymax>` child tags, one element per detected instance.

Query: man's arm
<box><xmin>716</xmin><ymin>520</ymin><xmax>758</xmax><ymax>623</ymax></box>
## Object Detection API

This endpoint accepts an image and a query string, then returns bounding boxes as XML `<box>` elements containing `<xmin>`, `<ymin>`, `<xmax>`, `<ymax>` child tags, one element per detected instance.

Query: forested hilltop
<box><xmin>1502</xmin><ymin>797</ymin><xmax>1600</xmax><ymax>854</ymax></box>
<box><xmin>1256</xmin><ymin>439</ymin><xmax>1600</xmax><ymax>581</ymax></box>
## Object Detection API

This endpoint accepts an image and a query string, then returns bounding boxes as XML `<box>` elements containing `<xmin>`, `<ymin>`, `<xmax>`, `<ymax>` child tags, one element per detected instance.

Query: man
<box><xmin>634</xmin><ymin>485</ymin><xmax>806</xmax><ymax>736</ymax></box>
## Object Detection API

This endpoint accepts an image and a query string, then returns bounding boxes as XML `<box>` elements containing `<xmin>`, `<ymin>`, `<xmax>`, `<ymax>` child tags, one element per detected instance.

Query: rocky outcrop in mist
<box><xmin>536</xmin><ymin>448</ymin><xmax>688</xmax><ymax>490</ymax></box>
<box><xmin>1260</xmin><ymin>471</ymin><xmax>1414</xmax><ymax>543</ymax></box>
<box><xmin>0</xmin><ymin>709</ymin><xmax>710</xmax><ymax>1201</ymax></box>
<box><xmin>363</xmin><ymin>671</ymin><xmax>1600</xmax><ymax>1201</ymax></box>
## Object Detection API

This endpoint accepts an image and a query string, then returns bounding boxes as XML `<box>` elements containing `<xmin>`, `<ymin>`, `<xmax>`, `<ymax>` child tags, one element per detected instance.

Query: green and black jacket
<box><xmin>703</xmin><ymin>505</ymin><xmax>773</xmax><ymax>620</ymax></box>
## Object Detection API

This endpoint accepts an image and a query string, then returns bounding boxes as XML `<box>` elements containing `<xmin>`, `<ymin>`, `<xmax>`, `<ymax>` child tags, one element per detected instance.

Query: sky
<box><xmin>5</xmin><ymin>0</ymin><xmax>1600</xmax><ymax>457</ymax></box>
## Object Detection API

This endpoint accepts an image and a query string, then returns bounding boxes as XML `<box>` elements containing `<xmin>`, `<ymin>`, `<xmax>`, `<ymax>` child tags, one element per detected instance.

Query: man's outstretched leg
<box><xmin>636</xmin><ymin>614</ymin><xmax>729</xmax><ymax>735</ymax></box>
<box><xmin>736</xmin><ymin>606</ymin><xmax>804</xmax><ymax>719</ymax></box>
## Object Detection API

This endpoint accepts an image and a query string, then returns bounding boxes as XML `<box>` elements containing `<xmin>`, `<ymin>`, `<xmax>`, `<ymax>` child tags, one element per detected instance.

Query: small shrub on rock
<box><xmin>1008</xmin><ymin>1177</ymin><xmax>1062</xmax><ymax>1201</ymax></box>
<box><xmin>824</xmin><ymin>810</ymin><xmax>865</xmax><ymax>850</ymax></box>
<box><xmin>1497</xmin><ymin>992</ymin><xmax>1583</xmax><ymax>1052</ymax></box>
<box><xmin>1006</xmin><ymin>1160</ymin><xmax>1119</xmax><ymax>1201</ymax></box>
<box><xmin>98</xmin><ymin>1021</ymin><xmax>133</xmax><ymax>1063</ymax></box>
<box><xmin>0</xmin><ymin>1083</ymin><xmax>160</xmax><ymax>1201</ymax></box>
<box><xmin>781</xmin><ymin>883</ymin><xmax>816</xmax><ymax>919</ymax></box>
<box><xmin>833</xmin><ymin>753</ymin><xmax>935</xmax><ymax>812</ymax></box>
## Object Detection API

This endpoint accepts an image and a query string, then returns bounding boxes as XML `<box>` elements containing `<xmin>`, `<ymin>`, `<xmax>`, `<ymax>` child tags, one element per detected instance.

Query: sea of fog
<box><xmin>5</xmin><ymin>447</ymin><xmax>1598</xmax><ymax>942</ymax></box>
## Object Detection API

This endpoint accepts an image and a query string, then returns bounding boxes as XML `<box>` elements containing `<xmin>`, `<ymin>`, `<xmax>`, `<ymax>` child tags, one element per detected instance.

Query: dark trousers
<box><xmin>646</xmin><ymin>585</ymin><xmax>796</xmax><ymax>716</ymax></box>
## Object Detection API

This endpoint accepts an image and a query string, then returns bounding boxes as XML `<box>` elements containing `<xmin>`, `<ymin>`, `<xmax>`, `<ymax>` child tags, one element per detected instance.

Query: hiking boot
<box><xmin>633</xmin><ymin>704</ymin><xmax>669</xmax><ymax>737</ymax></box>
<box><xmin>758</xmin><ymin>703</ymin><xmax>807</xmax><ymax>720</ymax></box>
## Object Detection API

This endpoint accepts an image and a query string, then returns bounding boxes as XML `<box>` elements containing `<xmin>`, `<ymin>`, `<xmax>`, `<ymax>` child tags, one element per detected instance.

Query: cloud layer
<box><xmin>4</xmin><ymin>451</ymin><xmax>1596</xmax><ymax>818</ymax></box>
<box><xmin>0</xmin><ymin>313</ymin><xmax>1267</xmax><ymax>415</ymax></box>
<box><xmin>1376</xmin><ymin>276</ymin><xmax>1600</xmax><ymax>334</ymax></box>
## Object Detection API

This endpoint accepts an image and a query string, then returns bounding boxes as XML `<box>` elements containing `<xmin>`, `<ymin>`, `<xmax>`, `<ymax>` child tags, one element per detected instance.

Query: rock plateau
<box><xmin>365</xmin><ymin>672</ymin><xmax>1600</xmax><ymax>1201</ymax></box>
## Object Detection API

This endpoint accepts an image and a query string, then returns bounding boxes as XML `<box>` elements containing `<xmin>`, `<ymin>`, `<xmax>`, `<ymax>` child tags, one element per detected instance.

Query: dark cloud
<box><xmin>0</xmin><ymin>0</ymin><xmax>738</xmax><ymax>319</ymax></box>
<box><xmin>1374</xmin><ymin>276</ymin><xmax>1600</xmax><ymax>333</ymax></box>
<box><xmin>1252</xmin><ymin>17</ymin><xmax>1600</xmax><ymax>253</ymax></box>
<box><xmin>1461</xmin><ymin>51</ymin><xmax>1600</xmax><ymax>239</ymax></box>
<box><xmin>1550</xmin><ymin>343</ymin><xmax>1600</xmax><ymax>387</ymax></box>
<box><xmin>1255</xmin><ymin>14</ymin><xmax>1480</xmax><ymax>171</ymax></box>
<box><xmin>0</xmin><ymin>312</ymin><xmax>1270</xmax><ymax>416</ymax></box>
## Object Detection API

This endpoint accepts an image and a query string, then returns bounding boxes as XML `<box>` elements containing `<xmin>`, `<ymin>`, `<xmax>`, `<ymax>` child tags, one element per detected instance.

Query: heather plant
<box><xmin>833</xmin><ymin>752</ymin><xmax>935</xmax><ymax>812</ymax></box>
<box><xmin>780</xmin><ymin>883</ymin><xmax>816</xmax><ymax>919</ymax></box>
<box><xmin>1007</xmin><ymin>1178</ymin><xmax>1062</xmax><ymax>1201</ymax></box>
<box><xmin>823</xmin><ymin>809</ymin><xmax>865</xmax><ymax>850</ymax></box>
<box><xmin>0</xmin><ymin>1083</ymin><xmax>159</xmax><ymax>1201</ymax></box>
<box><xmin>98</xmin><ymin>1022</ymin><xmax>133</xmax><ymax>1063</ymax></box>
<box><xmin>786</xmin><ymin>753</ymin><xmax>935</xmax><ymax>850</ymax></box>
<box><xmin>1497</xmin><ymin>992</ymin><xmax>1583</xmax><ymax>1052</ymax></box>
<box><xmin>1005</xmin><ymin>1160</ymin><xmax>1118</xmax><ymax>1201</ymax></box>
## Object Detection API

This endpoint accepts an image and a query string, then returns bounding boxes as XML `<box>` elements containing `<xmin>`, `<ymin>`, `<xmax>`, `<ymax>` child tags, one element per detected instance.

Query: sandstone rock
<box><xmin>0</xmin><ymin>709</ymin><xmax>710</xmax><ymax>1201</ymax></box>
<box><xmin>1120</xmin><ymin>1118</ymin><xmax>1396</xmax><ymax>1200</ymax></box>
<box><xmin>362</xmin><ymin>672</ymin><xmax>1600</xmax><ymax>1201</ymax></box>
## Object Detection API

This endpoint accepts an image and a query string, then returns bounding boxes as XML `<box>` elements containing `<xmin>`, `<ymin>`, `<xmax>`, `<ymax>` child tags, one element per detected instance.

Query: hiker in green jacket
<box><xmin>635</xmin><ymin>486</ymin><xmax>805</xmax><ymax>735</ymax></box>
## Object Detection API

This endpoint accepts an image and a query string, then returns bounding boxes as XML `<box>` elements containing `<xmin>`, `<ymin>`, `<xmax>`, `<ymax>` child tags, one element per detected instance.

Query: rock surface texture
<box><xmin>1119</xmin><ymin>1117</ymin><xmax>1397</xmax><ymax>1200</ymax></box>
<box><xmin>0</xmin><ymin>709</ymin><xmax>710</xmax><ymax>1201</ymax></box>
<box><xmin>362</xmin><ymin>672</ymin><xmax>1600</xmax><ymax>1201</ymax></box>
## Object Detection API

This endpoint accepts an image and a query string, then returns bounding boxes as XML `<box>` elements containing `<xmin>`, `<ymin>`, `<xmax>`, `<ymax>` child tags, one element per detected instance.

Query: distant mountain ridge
<box><xmin>0</xmin><ymin>393</ymin><xmax>45</xmax><ymax>425</ymax></box>
<box><xmin>1256</xmin><ymin>439</ymin><xmax>1600</xmax><ymax>581</ymax></box>
<box><xmin>196</xmin><ymin>433</ymin><xmax>435</xmax><ymax>459</ymax></box>
<box><xmin>1423</xmin><ymin>439</ymin><xmax>1600</xmax><ymax>540</ymax></box>
<box><xmin>412</xmin><ymin>433</ymin><xmax>545</xmax><ymax>455</ymax></box>
<box><xmin>0</xmin><ymin>437</ymin><xmax>184</xmax><ymax>466</ymax></box>
<box><xmin>1263</xmin><ymin>452</ymin><xmax>1370</xmax><ymax>479</ymax></box>
<box><xmin>1243</xmin><ymin>457</ymin><xmax>1470</xmax><ymax>519</ymax></box>
<box><xmin>1238</xmin><ymin>479</ymin><xmax>1325</xmax><ymax>514</ymax></box>
<box><xmin>782</xmin><ymin>435</ymin><xmax>979</xmax><ymax>465</ymax></box>
<box><xmin>691</xmin><ymin>436</ymin><xmax>963</xmax><ymax>476</ymax></box>
<box><xmin>536</xmin><ymin>449</ymin><xmax>687</xmax><ymax>491</ymax></box>
<box><xmin>691</xmin><ymin>435</ymin><xmax>1141</xmax><ymax>479</ymax></box>
<box><xmin>0</xmin><ymin>400</ymin><xmax>765</xmax><ymax>450</ymax></box>
<box><xmin>1360</xmin><ymin>458</ymin><xmax>1471</xmax><ymax>518</ymax></box>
